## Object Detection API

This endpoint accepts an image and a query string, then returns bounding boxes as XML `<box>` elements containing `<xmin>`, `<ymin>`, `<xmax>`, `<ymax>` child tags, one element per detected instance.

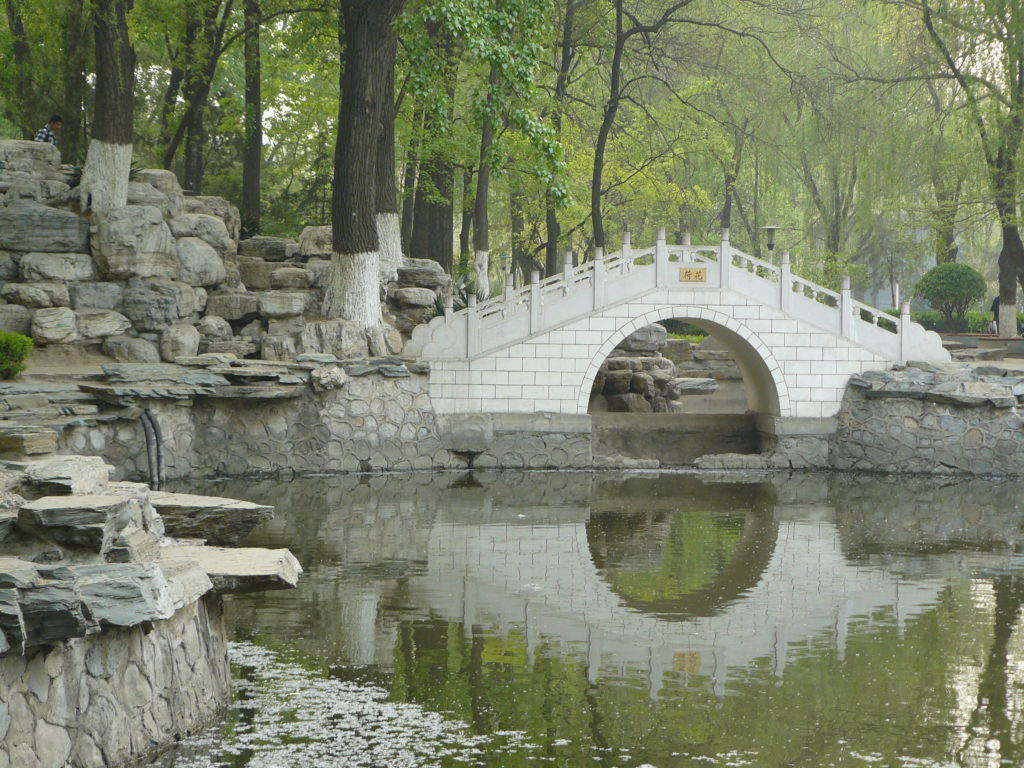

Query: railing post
<box><xmin>503</xmin><ymin>271</ymin><xmax>515</xmax><ymax>307</ymax></box>
<box><xmin>467</xmin><ymin>294</ymin><xmax>479</xmax><ymax>357</ymax></box>
<box><xmin>719</xmin><ymin>228</ymin><xmax>731</xmax><ymax>292</ymax></box>
<box><xmin>529</xmin><ymin>269</ymin><xmax>541</xmax><ymax>333</ymax></box>
<box><xmin>682</xmin><ymin>231</ymin><xmax>691</xmax><ymax>262</ymax></box>
<box><xmin>593</xmin><ymin>247</ymin><xmax>607</xmax><ymax>307</ymax></box>
<box><xmin>655</xmin><ymin>227</ymin><xmax>668</xmax><ymax>287</ymax></box>
<box><xmin>779</xmin><ymin>250</ymin><xmax>792</xmax><ymax>313</ymax></box>
<box><xmin>622</xmin><ymin>229</ymin><xmax>632</xmax><ymax>271</ymax></box>
<box><xmin>444</xmin><ymin>294</ymin><xmax>454</xmax><ymax>322</ymax></box>
<box><xmin>562</xmin><ymin>250</ymin><xmax>574</xmax><ymax>295</ymax></box>
<box><xmin>899</xmin><ymin>301</ymin><xmax>911</xmax><ymax>361</ymax></box>
<box><xmin>893</xmin><ymin>282</ymin><xmax>900</xmax><ymax>310</ymax></box>
<box><xmin>840</xmin><ymin>275</ymin><xmax>854</xmax><ymax>339</ymax></box>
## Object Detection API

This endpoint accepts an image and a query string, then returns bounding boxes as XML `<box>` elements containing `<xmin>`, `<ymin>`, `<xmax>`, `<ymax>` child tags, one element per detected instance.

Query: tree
<box><xmin>241</xmin><ymin>0</ymin><xmax>262</xmax><ymax>234</ymax></box>
<box><xmin>79</xmin><ymin>0</ymin><xmax>135</xmax><ymax>212</ymax></box>
<box><xmin>913</xmin><ymin>262</ymin><xmax>986</xmax><ymax>323</ymax></box>
<box><xmin>322</xmin><ymin>0</ymin><xmax>404</xmax><ymax>327</ymax></box>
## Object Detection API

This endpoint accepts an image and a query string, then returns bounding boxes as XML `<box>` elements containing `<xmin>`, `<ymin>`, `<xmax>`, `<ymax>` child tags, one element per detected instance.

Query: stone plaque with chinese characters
<box><xmin>678</xmin><ymin>267</ymin><xmax>707</xmax><ymax>282</ymax></box>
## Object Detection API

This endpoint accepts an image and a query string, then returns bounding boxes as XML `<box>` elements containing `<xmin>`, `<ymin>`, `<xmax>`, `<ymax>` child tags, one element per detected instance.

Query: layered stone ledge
<box><xmin>0</xmin><ymin>454</ymin><xmax>300</xmax><ymax>768</ymax></box>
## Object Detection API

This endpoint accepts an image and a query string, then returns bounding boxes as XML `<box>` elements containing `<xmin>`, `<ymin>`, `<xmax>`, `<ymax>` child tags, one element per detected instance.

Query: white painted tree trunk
<box><xmin>1000</xmin><ymin>303</ymin><xmax>1017</xmax><ymax>338</ymax></box>
<box><xmin>79</xmin><ymin>139</ymin><xmax>132</xmax><ymax>213</ymax></box>
<box><xmin>376</xmin><ymin>212</ymin><xmax>402</xmax><ymax>281</ymax></box>
<box><xmin>475</xmin><ymin>249</ymin><xmax>490</xmax><ymax>300</ymax></box>
<box><xmin>323</xmin><ymin>249</ymin><xmax>383</xmax><ymax>329</ymax></box>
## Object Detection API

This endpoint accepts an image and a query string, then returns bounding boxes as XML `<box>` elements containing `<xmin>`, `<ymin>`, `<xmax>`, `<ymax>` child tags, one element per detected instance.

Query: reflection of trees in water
<box><xmin>587</xmin><ymin>480</ymin><xmax>777</xmax><ymax>619</ymax></box>
<box><xmin>957</xmin><ymin>575</ymin><xmax>1024</xmax><ymax>766</ymax></box>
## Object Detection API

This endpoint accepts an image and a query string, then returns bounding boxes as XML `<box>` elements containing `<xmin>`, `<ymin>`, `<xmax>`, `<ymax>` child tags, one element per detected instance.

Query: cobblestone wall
<box><xmin>0</xmin><ymin>595</ymin><xmax>228</xmax><ymax>768</ymax></box>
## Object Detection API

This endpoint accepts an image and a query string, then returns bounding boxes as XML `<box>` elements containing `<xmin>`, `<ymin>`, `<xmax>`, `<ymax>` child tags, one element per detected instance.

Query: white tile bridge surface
<box><xmin>404</xmin><ymin>230</ymin><xmax>949</xmax><ymax>419</ymax></box>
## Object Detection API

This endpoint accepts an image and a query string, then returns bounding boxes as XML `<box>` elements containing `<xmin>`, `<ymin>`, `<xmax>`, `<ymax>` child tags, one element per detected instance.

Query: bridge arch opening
<box><xmin>581</xmin><ymin>307</ymin><xmax>790</xmax><ymax>466</ymax></box>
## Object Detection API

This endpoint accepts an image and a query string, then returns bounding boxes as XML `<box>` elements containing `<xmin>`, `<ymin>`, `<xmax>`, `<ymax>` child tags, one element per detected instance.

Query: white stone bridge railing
<box><xmin>405</xmin><ymin>228</ymin><xmax>940</xmax><ymax>363</ymax></box>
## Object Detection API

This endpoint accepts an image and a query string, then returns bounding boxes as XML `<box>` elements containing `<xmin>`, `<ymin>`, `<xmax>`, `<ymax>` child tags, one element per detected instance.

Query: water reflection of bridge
<box><xmin>222</xmin><ymin>473</ymin><xmax>1024</xmax><ymax>699</ymax></box>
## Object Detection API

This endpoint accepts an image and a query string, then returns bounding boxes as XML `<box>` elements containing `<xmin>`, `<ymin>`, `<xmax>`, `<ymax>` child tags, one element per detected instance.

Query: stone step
<box><xmin>18</xmin><ymin>494</ymin><xmax>133</xmax><ymax>552</ymax></box>
<box><xmin>158</xmin><ymin>544</ymin><xmax>301</xmax><ymax>594</ymax></box>
<box><xmin>149</xmin><ymin>491</ymin><xmax>273</xmax><ymax>546</ymax></box>
<box><xmin>5</xmin><ymin>455</ymin><xmax>112</xmax><ymax>497</ymax></box>
<box><xmin>0</xmin><ymin>430</ymin><xmax>57</xmax><ymax>457</ymax></box>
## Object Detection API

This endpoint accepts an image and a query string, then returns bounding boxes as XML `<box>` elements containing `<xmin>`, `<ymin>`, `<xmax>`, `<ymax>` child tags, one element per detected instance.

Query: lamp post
<box><xmin>761</xmin><ymin>225</ymin><xmax>781</xmax><ymax>253</ymax></box>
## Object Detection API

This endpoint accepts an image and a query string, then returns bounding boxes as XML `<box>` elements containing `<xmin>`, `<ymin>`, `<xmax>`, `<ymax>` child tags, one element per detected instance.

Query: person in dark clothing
<box><xmin>33</xmin><ymin>114</ymin><xmax>62</xmax><ymax>146</ymax></box>
<box><xmin>991</xmin><ymin>296</ymin><xmax>1001</xmax><ymax>335</ymax></box>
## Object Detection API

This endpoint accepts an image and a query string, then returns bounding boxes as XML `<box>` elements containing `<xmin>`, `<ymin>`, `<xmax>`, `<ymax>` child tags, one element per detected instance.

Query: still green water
<box><xmin>157</xmin><ymin>471</ymin><xmax>1024</xmax><ymax>768</ymax></box>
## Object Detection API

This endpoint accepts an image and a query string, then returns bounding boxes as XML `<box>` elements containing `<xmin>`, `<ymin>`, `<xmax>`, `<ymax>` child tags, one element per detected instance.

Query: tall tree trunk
<box><xmin>80</xmin><ymin>0</ymin><xmax>135</xmax><ymax>213</ymax></box>
<box><xmin>184</xmin><ymin>106</ymin><xmax>206</xmax><ymax>193</ymax></box>
<box><xmin>241</xmin><ymin>0</ymin><xmax>262</xmax><ymax>235</ymax></box>
<box><xmin>719</xmin><ymin>123</ymin><xmax>747</xmax><ymax>231</ymax></box>
<box><xmin>473</xmin><ymin>69</ymin><xmax>497</xmax><ymax>299</ymax></box>
<box><xmin>932</xmin><ymin>176</ymin><xmax>961</xmax><ymax>264</ymax></box>
<box><xmin>545</xmin><ymin>0</ymin><xmax>579</xmax><ymax>276</ymax></box>
<box><xmin>4</xmin><ymin>0</ymin><xmax>31</xmax><ymax>137</ymax></box>
<box><xmin>459</xmin><ymin>168</ymin><xmax>474</xmax><ymax>274</ymax></box>
<box><xmin>591</xmin><ymin>0</ymin><xmax>625</xmax><ymax>250</ymax></box>
<box><xmin>323</xmin><ymin>0</ymin><xmax>404</xmax><ymax>326</ymax></box>
<box><xmin>400</xmin><ymin>107</ymin><xmax>422</xmax><ymax>253</ymax></box>
<box><xmin>60</xmin><ymin>0</ymin><xmax>89</xmax><ymax>162</ymax></box>
<box><xmin>375</xmin><ymin>21</ymin><xmax>401</xmax><ymax>281</ymax></box>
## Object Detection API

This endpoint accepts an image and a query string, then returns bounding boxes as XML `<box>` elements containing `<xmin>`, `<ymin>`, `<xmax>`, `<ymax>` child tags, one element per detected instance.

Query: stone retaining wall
<box><xmin>0</xmin><ymin>594</ymin><xmax>229</xmax><ymax>768</ymax></box>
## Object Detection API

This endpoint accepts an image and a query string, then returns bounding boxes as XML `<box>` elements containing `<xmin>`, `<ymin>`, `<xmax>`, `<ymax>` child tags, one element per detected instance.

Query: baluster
<box><xmin>779</xmin><ymin>251</ymin><xmax>792</xmax><ymax>313</ymax></box>
<box><xmin>467</xmin><ymin>294</ymin><xmax>479</xmax><ymax>357</ymax></box>
<box><xmin>899</xmin><ymin>301</ymin><xmax>911</xmax><ymax>361</ymax></box>
<box><xmin>444</xmin><ymin>294</ymin><xmax>454</xmax><ymax>322</ymax></box>
<box><xmin>529</xmin><ymin>269</ymin><xmax>541</xmax><ymax>333</ymax></box>
<box><xmin>594</xmin><ymin>248</ymin><xmax>607</xmax><ymax>307</ymax></box>
<box><xmin>504</xmin><ymin>271</ymin><xmax>515</xmax><ymax>308</ymax></box>
<box><xmin>840</xmin><ymin>275</ymin><xmax>854</xmax><ymax>339</ymax></box>
<box><xmin>562</xmin><ymin>250</ymin><xmax>574</xmax><ymax>295</ymax></box>
<box><xmin>622</xmin><ymin>229</ymin><xmax>632</xmax><ymax>271</ymax></box>
<box><xmin>719</xmin><ymin>228</ymin><xmax>731</xmax><ymax>291</ymax></box>
<box><xmin>655</xmin><ymin>227</ymin><xmax>668</xmax><ymax>287</ymax></box>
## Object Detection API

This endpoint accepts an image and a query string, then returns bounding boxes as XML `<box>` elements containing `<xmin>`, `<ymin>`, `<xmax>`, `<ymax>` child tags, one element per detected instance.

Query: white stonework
<box><xmin>407</xmin><ymin>233</ymin><xmax>949</xmax><ymax>420</ymax></box>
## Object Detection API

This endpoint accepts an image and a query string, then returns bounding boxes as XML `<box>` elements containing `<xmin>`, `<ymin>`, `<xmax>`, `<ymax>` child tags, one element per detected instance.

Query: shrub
<box><xmin>0</xmin><ymin>332</ymin><xmax>32</xmax><ymax>379</ymax></box>
<box><xmin>913</xmin><ymin>263</ymin><xmax>987</xmax><ymax>324</ymax></box>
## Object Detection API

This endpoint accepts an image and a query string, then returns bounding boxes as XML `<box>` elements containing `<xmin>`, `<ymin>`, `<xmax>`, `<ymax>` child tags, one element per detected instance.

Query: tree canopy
<box><xmin>1</xmin><ymin>0</ymin><xmax>1020</xmax><ymax>304</ymax></box>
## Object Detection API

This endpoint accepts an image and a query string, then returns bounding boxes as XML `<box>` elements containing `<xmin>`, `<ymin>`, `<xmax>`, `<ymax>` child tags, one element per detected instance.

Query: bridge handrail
<box><xmin>406</xmin><ymin>227</ymin><xmax>944</xmax><ymax>364</ymax></box>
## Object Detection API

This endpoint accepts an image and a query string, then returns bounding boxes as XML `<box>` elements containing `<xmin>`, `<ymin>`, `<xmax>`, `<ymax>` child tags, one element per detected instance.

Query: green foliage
<box><xmin>913</xmin><ymin>263</ymin><xmax>987</xmax><ymax>323</ymax></box>
<box><xmin>0</xmin><ymin>332</ymin><xmax>33</xmax><ymax>379</ymax></box>
<box><xmin>658</xmin><ymin>319</ymin><xmax>708</xmax><ymax>339</ymax></box>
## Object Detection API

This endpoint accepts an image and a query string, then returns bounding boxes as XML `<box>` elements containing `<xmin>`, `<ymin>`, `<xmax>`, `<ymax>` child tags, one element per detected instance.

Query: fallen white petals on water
<box><xmin>160</xmin><ymin>642</ymin><xmax>539</xmax><ymax>768</ymax></box>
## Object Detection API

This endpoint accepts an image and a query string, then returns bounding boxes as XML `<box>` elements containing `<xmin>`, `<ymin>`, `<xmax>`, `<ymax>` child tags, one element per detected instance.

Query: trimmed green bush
<box><xmin>913</xmin><ymin>263</ymin><xmax>987</xmax><ymax>324</ymax></box>
<box><xmin>0</xmin><ymin>332</ymin><xmax>33</xmax><ymax>379</ymax></box>
<box><xmin>658</xmin><ymin>319</ymin><xmax>708</xmax><ymax>339</ymax></box>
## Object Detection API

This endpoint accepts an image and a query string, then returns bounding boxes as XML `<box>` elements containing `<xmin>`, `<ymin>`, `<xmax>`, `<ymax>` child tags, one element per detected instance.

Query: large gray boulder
<box><xmin>18</xmin><ymin>494</ymin><xmax>132</xmax><ymax>552</ymax></box>
<box><xmin>120</xmin><ymin>284</ymin><xmax>179</xmax><ymax>332</ymax></box>
<box><xmin>297</xmin><ymin>226</ymin><xmax>332</xmax><ymax>259</ymax></box>
<box><xmin>258</xmin><ymin>291</ymin><xmax>306</xmax><ymax>318</ymax></box>
<box><xmin>126</xmin><ymin>181</ymin><xmax>175</xmax><ymax>217</ymax></box>
<box><xmin>196</xmin><ymin>315</ymin><xmax>232</xmax><ymax>341</ymax></box>
<box><xmin>616</xmin><ymin>324</ymin><xmax>668</xmax><ymax>354</ymax></box>
<box><xmin>206</xmin><ymin>292</ymin><xmax>259</xmax><ymax>321</ymax></box>
<box><xmin>31</xmin><ymin>306</ymin><xmax>78</xmax><ymax>343</ymax></box>
<box><xmin>238</xmin><ymin>236</ymin><xmax>296</xmax><ymax>262</ymax></box>
<box><xmin>19</xmin><ymin>252</ymin><xmax>97</xmax><ymax>282</ymax></box>
<box><xmin>169</xmin><ymin>213</ymin><xmax>234</xmax><ymax>255</ymax></box>
<box><xmin>397</xmin><ymin>258</ymin><xmax>450</xmax><ymax>290</ymax></box>
<box><xmin>176</xmin><ymin>236</ymin><xmax>227</xmax><ymax>287</ymax></box>
<box><xmin>13</xmin><ymin>455</ymin><xmax>112</xmax><ymax>497</ymax></box>
<box><xmin>160</xmin><ymin>324</ymin><xmax>201</xmax><ymax>361</ymax></box>
<box><xmin>390</xmin><ymin>287</ymin><xmax>436</xmax><ymax>308</ymax></box>
<box><xmin>237</xmin><ymin>256</ymin><xmax>277</xmax><ymax>290</ymax></box>
<box><xmin>147</xmin><ymin>278</ymin><xmax>206</xmax><ymax>317</ymax></box>
<box><xmin>69</xmin><ymin>281</ymin><xmax>124</xmax><ymax>310</ymax></box>
<box><xmin>0</xmin><ymin>140</ymin><xmax>61</xmax><ymax>175</ymax></box>
<box><xmin>0</xmin><ymin>201</ymin><xmax>89</xmax><ymax>253</ymax></box>
<box><xmin>102</xmin><ymin>335</ymin><xmax>161</xmax><ymax>363</ymax></box>
<box><xmin>182</xmin><ymin>195</ymin><xmax>240</xmax><ymax>242</ymax></box>
<box><xmin>158</xmin><ymin>544</ymin><xmax>301</xmax><ymax>594</ymax></box>
<box><xmin>0</xmin><ymin>305</ymin><xmax>31</xmax><ymax>335</ymax></box>
<box><xmin>260</xmin><ymin>334</ymin><xmax>298</xmax><ymax>362</ymax></box>
<box><xmin>91</xmin><ymin>205</ymin><xmax>177</xmax><ymax>280</ymax></box>
<box><xmin>271</xmin><ymin>266</ymin><xmax>311</xmax><ymax>290</ymax></box>
<box><xmin>75</xmin><ymin>309</ymin><xmax>132</xmax><ymax>339</ymax></box>
<box><xmin>1</xmin><ymin>281</ymin><xmax>70</xmax><ymax>308</ymax></box>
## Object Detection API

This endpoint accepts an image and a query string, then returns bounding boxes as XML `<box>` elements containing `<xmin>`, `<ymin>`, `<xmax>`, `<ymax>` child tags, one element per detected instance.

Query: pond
<box><xmin>154</xmin><ymin>470</ymin><xmax>1024</xmax><ymax>768</ymax></box>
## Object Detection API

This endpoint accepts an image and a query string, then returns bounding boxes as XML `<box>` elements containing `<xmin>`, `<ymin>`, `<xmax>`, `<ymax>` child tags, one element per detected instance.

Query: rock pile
<box><xmin>589</xmin><ymin>324</ymin><xmax>725</xmax><ymax>412</ymax></box>
<box><xmin>0</xmin><ymin>453</ymin><xmax>299</xmax><ymax>658</ymax></box>
<box><xmin>0</xmin><ymin>140</ymin><xmax>449</xmax><ymax>366</ymax></box>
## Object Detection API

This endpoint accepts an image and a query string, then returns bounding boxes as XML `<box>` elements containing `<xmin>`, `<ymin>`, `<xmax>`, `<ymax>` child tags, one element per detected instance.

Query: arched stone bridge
<box><xmin>405</xmin><ymin>230</ymin><xmax>949</xmax><ymax>421</ymax></box>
